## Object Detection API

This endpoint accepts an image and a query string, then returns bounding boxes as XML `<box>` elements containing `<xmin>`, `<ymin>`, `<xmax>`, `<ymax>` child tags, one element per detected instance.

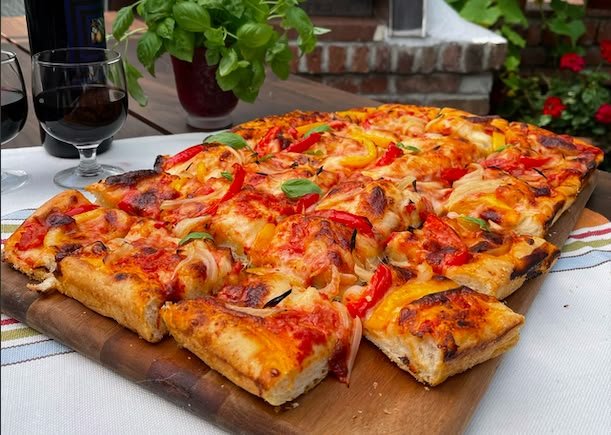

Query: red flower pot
<box><xmin>171</xmin><ymin>47</ymin><xmax>238</xmax><ymax>129</ymax></box>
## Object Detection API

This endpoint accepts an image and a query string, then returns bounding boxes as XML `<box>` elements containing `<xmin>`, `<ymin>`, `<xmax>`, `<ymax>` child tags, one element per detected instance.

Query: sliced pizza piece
<box><xmin>248</xmin><ymin>214</ymin><xmax>380</xmax><ymax>297</ymax></box>
<box><xmin>444</xmin><ymin>164</ymin><xmax>572</xmax><ymax>237</ymax></box>
<box><xmin>361</xmin><ymin>277</ymin><xmax>525</xmax><ymax>386</ymax></box>
<box><xmin>385</xmin><ymin>214</ymin><xmax>560</xmax><ymax>300</ymax></box>
<box><xmin>314</xmin><ymin>175</ymin><xmax>428</xmax><ymax>240</ymax></box>
<box><xmin>86</xmin><ymin>169</ymin><xmax>181</xmax><ymax>219</ymax></box>
<box><xmin>30</xmin><ymin>219</ymin><xmax>236</xmax><ymax>342</ymax></box>
<box><xmin>2</xmin><ymin>190</ymin><xmax>134</xmax><ymax>280</ymax></box>
<box><xmin>161</xmin><ymin>285</ymin><xmax>361</xmax><ymax>406</ymax></box>
<box><xmin>424</xmin><ymin>109</ymin><xmax>509</xmax><ymax>156</ymax></box>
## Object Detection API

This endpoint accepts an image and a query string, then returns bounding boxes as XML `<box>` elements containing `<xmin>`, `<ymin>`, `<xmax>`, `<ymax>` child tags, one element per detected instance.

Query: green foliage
<box><xmin>110</xmin><ymin>0</ymin><xmax>328</xmax><ymax>106</ymax></box>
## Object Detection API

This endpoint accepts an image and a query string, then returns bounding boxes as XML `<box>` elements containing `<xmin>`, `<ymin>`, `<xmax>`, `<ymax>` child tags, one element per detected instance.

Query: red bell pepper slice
<box><xmin>201</xmin><ymin>163</ymin><xmax>246</xmax><ymax>216</ymax></box>
<box><xmin>422</xmin><ymin>214</ymin><xmax>468</xmax><ymax>273</ymax></box>
<box><xmin>163</xmin><ymin>145</ymin><xmax>207</xmax><ymax>169</ymax></box>
<box><xmin>219</xmin><ymin>163</ymin><xmax>246</xmax><ymax>202</ymax></box>
<box><xmin>255</xmin><ymin>126</ymin><xmax>281</xmax><ymax>154</ymax></box>
<box><xmin>314</xmin><ymin>209</ymin><xmax>374</xmax><ymax>237</ymax></box>
<box><xmin>15</xmin><ymin>219</ymin><xmax>48</xmax><ymax>250</ymax></box>
<box><xmin>440</xmin><ymin>167</ymin><xmax>469</xmax><ymax>183</ymax></box>
<box><xmin>375</xmin><ymin>142</ymin><xmax>403</xmax><ymax>166</ymax></box>
<box><xmin>519</xmin><ymin>155</ymin><xmax>550</xmax><ymax>169</ymax></box>
<box><xmin>346</xmin><ymin>264</ymin><xmax>392</xmax><ymax>318</ymax></box>
<box><xmin>285</xmin><ymin>132</ymin><xmax>322</xmax><ymax>153</ymax></box>
<box><xmin>65</xmin><ymin>204</ymin><xmax>100</xmax><ymax>216</ymax></box>
<box><xmin>295</xmin><ymin>193</ymin><xmax>320</xmax><ymax>213</ymax></box>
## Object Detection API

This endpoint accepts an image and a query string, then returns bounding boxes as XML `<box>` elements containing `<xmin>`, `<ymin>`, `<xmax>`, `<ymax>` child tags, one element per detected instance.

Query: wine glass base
<box><xmin>1</xmin><ymin>169</ymin><xmax>30</xmax><ymax>193</ymax></box>
<box><xmin>186</xmin><ymin>113</ymin><xmax>233</xmax><ymax>130</ymax></box>
<box><xmin>53</xmin><ymin>164</ymin><xmax>123</xmax><ymax>190</ymax></box>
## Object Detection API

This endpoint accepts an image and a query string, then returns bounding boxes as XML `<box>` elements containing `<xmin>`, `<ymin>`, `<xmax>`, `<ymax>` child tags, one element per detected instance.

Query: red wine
<box><xmin>34</xmin><ymin>85</ymin><xmax>127</xmax><ymax>145</ymax></box>
<box><xmin>1</xmin><ymin>89</ymin><xmax>28</xmax><ymax>143</ymax></box>
<box><xmin>25</xmin><ymin>0</ymin><xmax>111</xmax><ymax>157</ymax></box>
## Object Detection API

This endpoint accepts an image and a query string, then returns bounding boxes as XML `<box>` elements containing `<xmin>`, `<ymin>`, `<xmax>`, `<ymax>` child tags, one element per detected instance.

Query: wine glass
<box><xmin>31</xmin><ymin>47</ymin><xmax>128</xmax><ymax>189</ymax></box>
<box><xmin>1</xmin><ymin>50</ymin><xmax>30</xmax><ymax>193</ymax></box>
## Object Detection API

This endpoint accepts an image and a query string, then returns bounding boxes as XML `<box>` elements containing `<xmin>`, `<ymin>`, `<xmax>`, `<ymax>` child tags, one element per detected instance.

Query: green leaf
<box><xmin>497</xmin><ymin>0</ymin><xmax>528</xmax><ymax>26</ymax></box>
<box><xmin>215</xmin><ymin>68</ymin><xmax>241</xmax><ymax>91</ymax></box>
<box><xmin>141</xmin><ymin>0</ymin><xmax>174</xmax><ymax>24</ymax></box>
<box><xmin>281</xmin><ymin>178</ymin><xmax>323</xmax><ymax>199</ymax></box>
<box><xmin>459</xmin><ymin>0</ymin><xmax>497</xmax><ymax>27</ymax></box>
<box><xmin>137</xmin><ymin>31</ymin><xmax>163</xmax><ymax>75</ymax></box>
<box><xmin>173</xmin><ymin>2</ymin><xmax>211</xmax><ymax>32</ymax></box>
<box><xmin>205</xmin><ymin>47</ymin><xmax>220</xmax><ymax>65</ymax></box>
<box><xmin>124</xmin><ymin>61</ymin><xmax>148</xmax><ymax>107</ymax></box>
<box><xmin>303</xmin><ymin>124</ymin><xmax>332</xmax><ymax>138</ymax></box>
<box><xmin>204</xmin><ymin>132</ymin><xmax>249</xmax><ymax>149</ymax></box>
<box><xmin>156</xmin><ymin>17</ymin><xmax>175</xmax><ymax>40</ymax></box>
<box><xmin>220</xmin><ymin>171</ymin><xmax>233</xmax><ymax>181</ymax></box>
<box><xmin>218</xmin><ymin>48</ymin><xmax>239</xmax><ymax>77</ymax></box>
<box><xmin>204</xmin><ymin>27</ymin><xmax>225</xmax><ymax>47</ymax></box>
<box><xmin>501</xmin><ymin>24</ymin><xmax>526</xmax><ymax>49</ymax></box>
<box><xmin>460</xmin><ymin>216</ymin><xmax>491</xmax><ymax>232</ymax></box>
<box><xmin>178</xmin><ymin>232</ymin><xmax>214</xmax><ymax>246</ymax></box>
<box><xmin>112</xmin><ymin>6</ymin><xmax>134</xmax><ymax>40</ymax></box>
<box><xmin>167</xmin><ymin>27</ymin><xmax>194</xmax><ymax>62</ymax></box>
<box><xmin>396</xmin><ymin>142</ymin><xmax>420</xmax><ymax>153</ymax></box>
<box><xmin>237</xmin><ymin>23</ymin><xmax>274</xmax><ymax>48</ymax></box>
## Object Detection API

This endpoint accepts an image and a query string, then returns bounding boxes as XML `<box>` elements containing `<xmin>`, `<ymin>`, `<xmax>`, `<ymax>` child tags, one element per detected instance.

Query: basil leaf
<box><xmin>396</xmin><ymin>142</ymin><xmax>420</xmax><ymax>153</ymax></box>
<box><xmin>124</xmin><ymin>61</ymin><xmax>148</xmax><ymax>106</ymax></box>
<box><xmin>460</xmin><ymin>216</ymin><xmax>491</xmax><ymax>232</ymax></box>
<box><xmin>173</xmin><ymin>2</ymin><xmax>211</xmax><ymax>32</ymax></box>
<box><xmin>237</xmin><ymin>23</ymin><xmax>274</xmax><ymax>48</ymax></box>
<box><xmin>167</xmin><ymin>27</ymin><xmax>194</xmax><ymax>62</ymax></box>
<box><xmin>112</xmin><ymin>6</ymin><xmax>134</xmax><ymax>41</ymax></box>
<box><xmin>281</xmin><ymin>178</ymin><xmax>322</xmax><ymax>199</ymax></box>
<box><xmin>219</xmin><ymin>48</ymin><xmax>239</xmax><ymax>77</ymax></box>
<box><xmin>303</xmin><ymin>149</ymin><xmax>324</xmax><ymax>156</ymax></box>
<box><xmin>303</xmin><ymin>124</ymin><xmax>332</xmax><ymax>138</ymax></box>
<box><xmin>221</xmin><ymin>171</ymin><xmax>233</xmax><ymax>181</ymax></box>
<box><xmin>204</xmin><ymin>132</ymin><xmax>249</xmax><ymax>150</ymax></box>
<box><xmin>257</xmin><ymin>153</ymin><xmax>274</xmax><ymax>162</ymax></box>
<box><xmin>137</xmin><ymin>30</ymin><xmax>162</xmax><ymax>75</ymax></box>
<box><xmin>178</xmin><ymin>232</ymin><xmax>215</xmax><ymax>246</ymax></box>
<box><xmin>156</xmin><ymin>17</ymin><xmax>175</xmax><ymax>40</ymax></box>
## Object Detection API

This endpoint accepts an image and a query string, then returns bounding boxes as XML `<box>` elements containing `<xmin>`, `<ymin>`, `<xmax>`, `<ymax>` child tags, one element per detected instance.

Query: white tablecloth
<box><xmin>2</xmin><ymin>135</ymin><xmax>610</xmax><ymax>434</ymax></box>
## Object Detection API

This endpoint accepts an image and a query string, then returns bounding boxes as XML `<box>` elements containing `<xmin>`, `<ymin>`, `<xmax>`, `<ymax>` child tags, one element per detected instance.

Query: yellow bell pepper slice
<box><xmin>295</xmin><ymin>121</ymin><xmax>328</xmax><ymax>137</ymax></box>
<box><xmin>492</xmin><ymin>131</ymin><xmax>506</xmax><ymax>151</ymax></box>
<box><xmin>339</xmin><ymin>133</ymin><xmax>378</xmax><ymax>168</ymax></box>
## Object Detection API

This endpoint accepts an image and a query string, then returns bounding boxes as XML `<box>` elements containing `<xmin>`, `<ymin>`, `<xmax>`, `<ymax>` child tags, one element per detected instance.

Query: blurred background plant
<box><xmin>446</xmin><ymin>0</ymin><xmax>611</xmax><ymax>171</ymax></box>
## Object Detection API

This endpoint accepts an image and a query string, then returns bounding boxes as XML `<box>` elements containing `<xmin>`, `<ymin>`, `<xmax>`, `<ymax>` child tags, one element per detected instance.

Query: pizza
<box><xmin>2</xmin><ymin>104</ymin><xmax>603</xmax><ymax>405</ymax></box>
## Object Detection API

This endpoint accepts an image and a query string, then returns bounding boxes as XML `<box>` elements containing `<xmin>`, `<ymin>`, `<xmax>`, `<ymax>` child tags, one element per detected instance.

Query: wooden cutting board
<box><xmin>0</xmin><ymin>174</ymin><xmax>598</xmax><ymax>435</ymax></box>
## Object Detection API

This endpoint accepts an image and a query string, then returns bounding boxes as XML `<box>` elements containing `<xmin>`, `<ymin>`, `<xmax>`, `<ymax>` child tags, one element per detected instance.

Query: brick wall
<box><xmin>288</xmin><ymin>2</ymin><xmax>610</xmax><ymax>115</ymax></box>
<box><xmin>288</xmin><ymin>1</ymin><xmax>507</xmax><ymax>115</ymax></box>
<box><xmin>520</xmin><ymin>5</ymin><xmax>611</xmax><ymax>77</ymax></box>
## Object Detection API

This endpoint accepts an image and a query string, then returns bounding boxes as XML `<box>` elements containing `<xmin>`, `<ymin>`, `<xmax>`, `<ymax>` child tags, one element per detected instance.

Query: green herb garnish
<box><xmin>178</xmin><ymin>232</ymin><xmax>215</xmax><ymax>246</ymax></box>
<box><xmin>280</xmin><ymin>178</ymin><xmax>322</xmax><ymax>199</ymax></box>
<box><xmin>460</xmin><ymin>216</ymin><xmax>491</xmax><ymax>232</ymax></box>
<box><xmin>204</xmin><ymin>132</ymin><xmax>250</xmax><ymax>150</ymax></box>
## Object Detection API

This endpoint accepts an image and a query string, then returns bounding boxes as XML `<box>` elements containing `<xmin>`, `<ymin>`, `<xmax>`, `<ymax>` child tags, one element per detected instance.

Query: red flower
<box><xmin>559</xmin><ymin>52</ymin><xmax>585</xmax><ymax>72</ymax></box>
<box><xmin>601</xmin><ymin>40</ymin><xmax>611</xmax><ymax>64</ymax></box>
<box><xmin>543</xmin><ymin>96</ymin><xmax>566</xmax><ymax>118</ymax></box>
<box><xmin>595</xmin><ymin>103</ymin><xmax>611</xmax><ymax>124</ymax></box>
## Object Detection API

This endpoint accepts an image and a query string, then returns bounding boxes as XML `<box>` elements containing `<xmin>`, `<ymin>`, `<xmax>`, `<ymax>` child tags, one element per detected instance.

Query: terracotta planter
<box><xmin>171</xmin><ymin>47</ymin><xmax>238</xmax><ymax>130</ymax></box>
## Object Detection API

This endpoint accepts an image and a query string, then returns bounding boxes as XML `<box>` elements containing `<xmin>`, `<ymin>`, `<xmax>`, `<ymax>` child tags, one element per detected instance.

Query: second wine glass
<box><xmin>31</xmin><ymin>48</ymin><xmax>128</xmax><ymax>189</ymax></box>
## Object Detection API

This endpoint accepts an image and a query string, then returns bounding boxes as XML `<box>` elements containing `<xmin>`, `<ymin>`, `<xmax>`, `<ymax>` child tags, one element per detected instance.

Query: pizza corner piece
<box><xmin>1</xmin><ymin>103</ymin><xmax>604</xmax><ymax>406</ymax></box>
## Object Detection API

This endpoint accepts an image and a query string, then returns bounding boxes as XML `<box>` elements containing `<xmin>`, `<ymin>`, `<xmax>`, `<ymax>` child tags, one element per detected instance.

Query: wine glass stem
<box><xmin>76</xmin><ymin>145</ymin><xmax>102</xmax><ymax>177</ymax></box>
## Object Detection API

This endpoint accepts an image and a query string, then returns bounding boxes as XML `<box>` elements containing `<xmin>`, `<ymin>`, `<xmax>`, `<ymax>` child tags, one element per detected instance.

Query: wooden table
<box><xmin>2</xmin><ymin>14</ymin><xmax>611</xmax><ymax>435</ymax></box>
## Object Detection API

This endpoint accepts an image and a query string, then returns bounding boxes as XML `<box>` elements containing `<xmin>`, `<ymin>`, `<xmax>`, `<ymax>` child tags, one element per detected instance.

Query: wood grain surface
<box><xmin>0</xmin><ymin>174</ymin><xmax>597</xmax><ymax>435</ymax></box>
